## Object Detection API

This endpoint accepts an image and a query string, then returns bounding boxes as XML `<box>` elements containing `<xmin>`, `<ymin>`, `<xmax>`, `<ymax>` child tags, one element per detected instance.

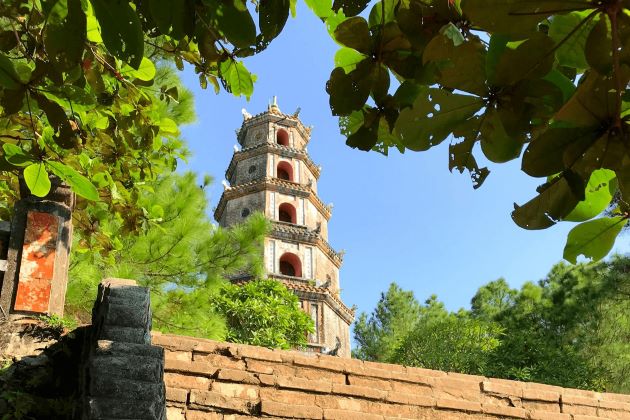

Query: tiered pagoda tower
<box><xmin>214</xmin><ymin>99</ymin><xmax>354</xmax><ymax>357</ymax></box>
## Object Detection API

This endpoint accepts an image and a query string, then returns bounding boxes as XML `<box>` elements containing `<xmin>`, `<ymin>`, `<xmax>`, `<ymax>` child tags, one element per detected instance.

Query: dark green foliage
<box><xmin>67</xmin><ymin>172</ymin><xmax>268</xmax><ymax>339</ymax></box>
<box><xmin>215</xmin><ymin>279</ymin><xmax>315</xmax><ymax>350</ymax></box>
<box><xmin>306</xmin><ymin>0</ymin><xmax>630</xmax><ymax>261</ymax></box>
<box><xmin>355</xmin><ymin>256</ymin><xmax>630</xmax><ymax>392</ymax></box>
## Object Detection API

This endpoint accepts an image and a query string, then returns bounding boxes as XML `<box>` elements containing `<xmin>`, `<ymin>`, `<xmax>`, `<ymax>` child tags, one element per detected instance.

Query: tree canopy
<box><xmin>354</xmin><ymin>256</ymin><xmax>630</xmax><ymax>392</ymax></box>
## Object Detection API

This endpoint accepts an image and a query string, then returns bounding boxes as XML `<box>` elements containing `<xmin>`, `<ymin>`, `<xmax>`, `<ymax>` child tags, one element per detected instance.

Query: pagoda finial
<box><xmin>269</xmin><ymin>96</ymin><xmax>280</xmax><ymax>113</ymax></box>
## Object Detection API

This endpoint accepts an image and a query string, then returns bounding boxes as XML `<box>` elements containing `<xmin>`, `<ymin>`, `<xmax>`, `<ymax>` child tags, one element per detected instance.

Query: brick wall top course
<box><xmin>153</xmin><ymin>333</ymin><xmax>630</xmax><ymax>420</ymax></box>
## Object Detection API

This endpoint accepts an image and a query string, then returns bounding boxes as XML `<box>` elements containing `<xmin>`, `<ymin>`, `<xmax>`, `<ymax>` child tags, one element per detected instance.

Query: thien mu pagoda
<box><xmin>213</xmin><ymin>98</ymin><xmax>354</xmax><ymax>357</ymax></box>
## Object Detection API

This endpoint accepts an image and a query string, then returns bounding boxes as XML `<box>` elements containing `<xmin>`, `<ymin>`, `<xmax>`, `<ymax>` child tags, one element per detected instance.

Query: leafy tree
<box><xmin>215</xmin><ymin>279</ymin><xmax>315</xmax><ymax>349</ymax></box>
<box><xmin>0</xmin><ymin>0</ymin><xmax>296</xmax><ymax>249</ymax></box>
<box><xmin>66</xmin><ymin>172</ymin><xmax>268</xmax><ymax>338</ymax></box>
<box><xmin>392</xmin><ymin>314</ymin><xmax>503</xmax><ymax>375</ymax></box>
<box><xmin>304</xmin><ymin>0</ymin><xmax>630</xmax><ymax>262</ymax></box>
<box><xmin>357</xmin><ymin>256</ymin><xmax>630</xmax><ymax>391</ymax></box>
<box><xmin>352</xmin><ymin>283</ymin><xmax>422</xmax><ymax>361</ymax></box>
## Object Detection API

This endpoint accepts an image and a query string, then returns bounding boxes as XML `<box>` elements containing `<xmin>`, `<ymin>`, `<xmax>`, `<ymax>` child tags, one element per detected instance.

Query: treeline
<box><xmin>353</xmin><ymin>257</ymin><xmax>630</xmax><ymax>393</ymax></box>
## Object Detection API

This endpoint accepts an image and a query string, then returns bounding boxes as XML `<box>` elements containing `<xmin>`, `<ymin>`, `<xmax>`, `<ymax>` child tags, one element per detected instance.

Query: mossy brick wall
<box><xmin>153</xmin><ymin>332</ymin><xmax>630</xmax><ymax>420</ymax></box>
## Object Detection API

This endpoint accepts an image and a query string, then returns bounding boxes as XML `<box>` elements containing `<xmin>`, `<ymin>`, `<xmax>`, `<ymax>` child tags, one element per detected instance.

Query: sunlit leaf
<box><xmin>24</xmin><ymin>163</ymin><xmax>51</xmax><ymax>197</ymax></box>
<box><xmin>563</xmin><ymin>217</ymin><xmax>627</xmax><ymax>264</ymax></box>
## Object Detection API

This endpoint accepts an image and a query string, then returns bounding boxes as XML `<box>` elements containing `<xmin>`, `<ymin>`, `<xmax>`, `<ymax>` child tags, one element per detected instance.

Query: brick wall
<box><xmin>154</xmin><ymin>333</ymin><xmax>630</xmax><ymax>420</ymax></box>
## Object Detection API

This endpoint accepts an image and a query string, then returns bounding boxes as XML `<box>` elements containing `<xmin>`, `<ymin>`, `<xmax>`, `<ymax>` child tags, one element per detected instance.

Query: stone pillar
<box><xmin>0</xmin><ymin>176</ymin><xmax>74</xmax><ymax>317</ymax></box>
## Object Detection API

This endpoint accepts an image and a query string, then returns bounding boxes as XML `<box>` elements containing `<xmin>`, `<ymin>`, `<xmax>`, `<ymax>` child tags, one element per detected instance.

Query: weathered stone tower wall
<box><xmin>214</xmin><ymin>101</ymin><xmax>354</xmax><ymax>357</ymax></box>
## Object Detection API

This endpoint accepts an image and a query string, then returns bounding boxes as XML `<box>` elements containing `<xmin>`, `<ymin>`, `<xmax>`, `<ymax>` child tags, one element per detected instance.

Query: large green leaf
<box><xmin>259</xmin><ymin>0</ymin><xmax>290</xmax><ymax>43</ymax></box>
<box><xmin>219</xmin><ymin>60</ymin><xmax>256</xmax><ymax>100</ymax></box>
<box><xmin>565</xmin><ymin>169</ymin><xmax>617</xmax><ymax>222</ymax></box>
<box><xmin>584</xmin><ymin>14</ymin><xmax>612</xmax><ymax>75</ymax></box>
<box><xmin>394</xmin><ymin>88</ymin><xmax>483</xmax><ymax>151</ymax></box>
<box><xmin>424</xmin><ymin>36</ymin><xmax>487</xmax><ymax>96</ymax></box>
<box><xmin>334</xmin><ymin>17</ymin><xmax>371</xmax><ymax>54</ymax></box>
<box><xmin>120</xmin><ymin>57</ymin><xmax>156</xmax><ymax>81</ymax></box>
<box><xmin>563</xmin><ymin>217</ymin><xmax>627</xmax><ymax>264</ymax></box>
<box><xmin>46</xmin><ymin>161</ymin><xmax>99</xmax><ymax>201</ymax></box>
<box><xmin>24</xmin><ymin>163</ymin><xmax>51</xmax><ymax>197</ymax></box>
<box><xmin>44</xmin><ymin>0</ymin><xmax>86</xmax><ymax>71</ymax></box>
<box><xmin>40</xmin><ymin>85</ymin><xmax>96</xmax><ymax>112</ymax></box>
<box><xmin>450</xmin><ymin>117</ymin><xmax>490</xmax><ymax>189</ymax></box>
<box><xmin>0</xmin><ymin>53</ymin><xmax>21</xmax><ymax>89</ymax></box>
<box><xmin>495</xmin><ymin>33</ymin><xmax>555</xmax><ymax>86</ymax></box>
<box><xmin>327</xmin><ymin>61</ymin><xmax>372</xmax><ymax>116</ymax></box>
<box><xmin>480</xmin><ymin>108</ymin><xmax>523</xmax><ymax>163</ymax></box>
<box><xmin>333</xmin><ymin>0</ymin><xmax>369</xmax><ymax>17</ymax></box>
<box><xmin>334</xmin><ymin>47</ymin><xmax>366</xmax><ymax>73</ymax></box>
<box><xmin>206</xmin><ymin>0</ymin><xmax>257</xmax><ymax>49</ymax></box>
<box><xmin>2</xmin><ymin>144</ymin><xmax>34</xmax><ymax>167</ymax></box>
<box><xmin>90</xmin><ymin>0</ymin><xmax>144</xmax><ymax>68</ymax></box>
<box><xmin>148</xmin><ymin>0</ymin><xmax>194</xmax><ymax>39</ymax></box>
<box><xmin>548</xmin><ymin>11</ymin><xmax>597</xmax><ymax>70</ymax></box>
<box><xmin>34</xmin><ymin>94</ymin><xmax>77</xmax><ymax>149</ymax></box>
<box><xmin>512</xmin><ymin>175</ymin><xmax>581</xmax><ymax>230</ymax></box>
<box><xmin>304</xmin><ymin>0</ymin><xmax>333</xmax><ymax>18</ymax></box>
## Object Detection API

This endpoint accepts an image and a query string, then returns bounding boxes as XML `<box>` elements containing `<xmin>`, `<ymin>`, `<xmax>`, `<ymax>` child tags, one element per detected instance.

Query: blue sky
<box><xmin>179</xmin><ymin>2</ymin><xmax>628</xmax><ymax>317</ymax></box>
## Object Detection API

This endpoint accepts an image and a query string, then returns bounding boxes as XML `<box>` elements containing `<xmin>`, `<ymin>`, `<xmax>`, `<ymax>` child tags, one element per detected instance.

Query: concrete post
<box><xmin>0</xmin><ymin>176</ymin><xmax>74</xmax><ymax>317</ymax></box>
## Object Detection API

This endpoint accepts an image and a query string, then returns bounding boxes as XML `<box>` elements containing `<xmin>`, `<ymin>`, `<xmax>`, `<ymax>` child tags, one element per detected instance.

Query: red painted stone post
<box><xmin>0</xmin><ymin>176</ymin><xmax>74</xmax><ymax>317</ymax></box>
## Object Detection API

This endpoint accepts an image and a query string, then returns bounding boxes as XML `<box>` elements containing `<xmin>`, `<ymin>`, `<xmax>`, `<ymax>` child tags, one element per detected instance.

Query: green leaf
<box><xmin>304</xmin><ymin>0</ymin><xmax>333</xmax><ymax>18</ymax></box>
<box><xmin>439</xmin><ymin>23</ymin><xmax>464</xmax><ymax>47</ymax></box>
<box><xmin>585</xmin><ymin>15</ymin><xmax>612</xmax><ymax>74</ymax></box>
<box><xmin>0</xmin><ymin>53</ymin><xmax>21</xmax><ymax>89</ymax></box>
<box><xmin>368</xmin><ymin>0</ymin><xmax>397</xmax><ymax>28</ymax></box>
<box><xmin>512</xmin><ymin>175</ymin><xmax>581</xmax><ymax>230</ymax></box>
<box><xmin>206</xmin><ymin>0</ymin><xmax>257</xmax><ymax>49</ymax></box>
<box><xmin>86</xmin><ymin>14</ymin><xmax>102</xmax><ymax>43</ymax></box>
<box><xmin>565</xmin><ymin>169</ymin><xmax>617</xmax><ymax>222</ymax></box>
<box><xmin>334</xmin><ymin>17</ymin><xmax>371</xmax><ymax>54</ymax></box>
<box><xmin>522</xmin><ymin>126</ymin><xmax>598</xmax><ymax>177</ymax></box>
<box><xmin>326</xmin><ymin>61</ymin><xmax>372</xmax><ymax>116</ymax></box>
<box><xmin>2</xmin><ymin>144</ymin><xmax>34</xmax><ymax>167</ymax></box>
<box><xmin>394</xmin><ymin>88</ymin><xmax>483</xmax><ymax>151</ymax></box>
<box><xmin>159</xmin><ymin>117</ymin><xmax>178</xmax><ymax>134</ymax></box>
<box><xmin>332</xmin><ymin>0</ymin><xmax>369</xmax><ymax>17</ymax></box>
<box><xmin>123</xmin><ymin>57</ymin><xmax>156</xmax><ymax>81</ymax></box>
<box><xmin>148</xmin><ymin>0</ymin><xmax>194</xmax><ymax>39</ymax></box>
<box><xmin>563</xmin><ymin>217</ymin><xmax>627</xmax><ymax>264</ymax></box>
<box><xmin>40</xmin><ymin>85</ymin><xmax>96</xmax><ymax>112</ymax></box>
<box><xmin>548</xmin><ymin>11</ymin><xmax>596</xmax><ymax>70</ymax></box>
<box><xmin>90</xmin><ymin>0</ymin><xmax>144</xmax><ymax>68</ymax></box>
<box><xmin>34</xmin><ymin>94</ymin><xmax>77</xmax><ymax>149</ymax></box>
<box><xmin>480</xmin><ymin>108</ymin><xmax>523</xmax><ymax>163</ymax></box>
<box><xmin>259</xmin><ymin>0</ymin><xmax>290</xmax><ymax>43</ymax></box>
<box><xmin>495</xmin><ymin>33</ymin><xmax>555</xmax><ymax>86</ymax></box>
<box><xmin>44</xmin><ymin>0</ymin><xmax>86</xmax><ymax>71</ymax></box>
<box><xmin>219</xmin><ymin>59</ymin><xmax>256</xmax><ymax>100</ymax></box>
<box><xmin>335</xmin><ymin>47</ymin><xmax>366</xmax><ymax>73</ymax></box>
<box><xmin>46</xmin><ymin>161</ymin><xmax>99</xmax><ymax>201</ymax></box>
<box><xmin>24</xmin><ymin>163</ymin><xmax>51</xmax><ymax>197</ymax></box>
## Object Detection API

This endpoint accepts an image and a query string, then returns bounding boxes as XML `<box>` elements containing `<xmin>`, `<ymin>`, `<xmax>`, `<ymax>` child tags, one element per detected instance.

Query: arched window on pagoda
<box><xmin>279</xmin><ymin>252</ymin><xmax>302</xmax><ymax>277</ymax></box>
<box><xmin>276</xmin><ymin>129</ymin><xmax>289</xmax><ymax>146</ymax></box>
<box><xmin>278</xmin><ymin>202</ymin><xmax>297</xmax><ymax>224</ymax></box>
<box><xmin>276</xmin><ymin>161</ymin><xmax>293</xmax><ymax>181</ymax></box>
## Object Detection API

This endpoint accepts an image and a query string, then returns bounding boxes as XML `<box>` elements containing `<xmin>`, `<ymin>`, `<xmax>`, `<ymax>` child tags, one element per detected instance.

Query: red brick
<box><xmin>166</xmin><ymin>406</ymin><xmax>185</xmax><ymax>420</ymax></box>
<box><xmin>165</xmin><ymin>359</ymin><xmax>218</xmax><ymax>377</ymax></box>
<box><xmin>258</xmin><ymin>374</ymin><xmax>275</xmax><ymax>386</ymax></box>
<box><xmin>482</xmin><ymin>404</ymin><xmax>527</xmax><ymax>418</ymax></box>
<box><xmin>189</xmin><ymin>390</ymin><xmax>251</xmax><ymax>414</ymax></box>
<box><xmin>561</xmin><ymin>394</ymin><xmax>599</xmax><ymax>407</ymax></box>
<box><xmin>260</xmin><ymin>388</ymin><xmax>316</xmax><ymax>405</ymax></box>
<box><xmin>389</xmin><ymin>380</ymin><xmax>432</xmax><ymax>396</ymax></box>
<box><xmin>323</xmin><ymin>408</ymin><xmax>383</xmax><ymax>420</ymax></box>
<box><xmin>386</xmin><ymin>392</ymin><xmax>433</xmax><ymax>407</ymax></box>
<box><xmin>315</xmin><ymin>395</ymin><xmax>365</xmax><ymax>411</ymax></box>
<box><xmin>260</xmin><ymin>400</ymin><xmax>322</xmax><ymax>419</ymax></box>
<box><xmin>165</xmin><ymin>350</ymin><xmax>192</xmax><ymax>362</ymax></box>
<box><xmin>433</xmin><ymin>377</ymin><xmax>482</xmax><ymax>402</ymax></box>
<box><xmin>331</xmin><ymin>383</ymin><xmax>386</xmax><ymax>400</ymax></box>
<box><xmin>166</xmin><ymin>387</ymin><xmax>188</xmax><ymax>403</ymax></box>
<box><xmin>528</xmin><ymin>410</ymin><xmax>571</xmax><ymax>420</ymax></box>
<box><xmin>193</xmin><ymin>353</ymin><xmax>245</xmax><ymax>370</ymax></box>
<box><xmin>217</xmin><ymin>368</ymin><xmax>260</xmax><ymax>385</ymax></box>
<box><xmin>571</xmin><ymin>416</ymin><xmax>607</xmax><ymax>420</ymax></box>
<box><xmin>246</xmin><ymin>360</ymin><xmax>274</xmax><ymax>375</ymax></box>
<box><xmin>211</xmin><ymin>382</ymin><xmax>258</xmax><ymax>400</ymax></box>
<box><xmin>481</xmin><ymin>380</ymin><xmax>523</xmax><ymax>397</ymax></box>
<box><xmin>366</xmin><ymin>401</ymin><xmax>419</xmax><ymax>418</ymax></box>
<box><xmin>152</xmin><ymin>334</ymin><xmax>204</xmax><ymax>352</ymax></box>
<box><xmin>601</xmin><ymin>392</ymin><xmax>630</xmax><ymax>403</ymax></box>
<box><xmin>599</xmin><ymin>399</ymin><xmax>630</xmax><ymax>411</ymax></box>
<box><xmin>164</xmin><ymin>372</ymin><xmax>211</xmax><ymax>390</ymax></box>
<box><xmin>276</xmin><ymin>375</ymin><xmax>332</xmax><ymax>393</ymax></box>
<box><xmin>185</xmin><ymin>410</ymin><xmax>223</xmax><ymax>420</ymax></box>
<box><xmin>347</xmin><ymin>375</ymin><xmax>391</xmax><ymax>391</ymax></box>
<box><xmin>522</xmin><ymin>387</ymin><xmax>560</xmax><ymax>402</ymax></box>
<box><xmin>237</xmin><ymin>344</ymin><xmax>283</xmax><ymax>362</ymax></box>
<box><xmin>521</xmin><ymin>399</ymin><xmax>560</xmax><ymax>413</ymax></box>
<box><xmin>436</xmin><ymin>398</ymin><xmax>482</xmax><ymax>413</ymax></box>
<box><xmin>405</xmin><ymin>366</ymin><xmax>447</xmax><ymax>378</ymax></box>
<box><xmin>561</xmin><ymin>402</ymin><xmax>598</xmax><ymax>416</ymax></box>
